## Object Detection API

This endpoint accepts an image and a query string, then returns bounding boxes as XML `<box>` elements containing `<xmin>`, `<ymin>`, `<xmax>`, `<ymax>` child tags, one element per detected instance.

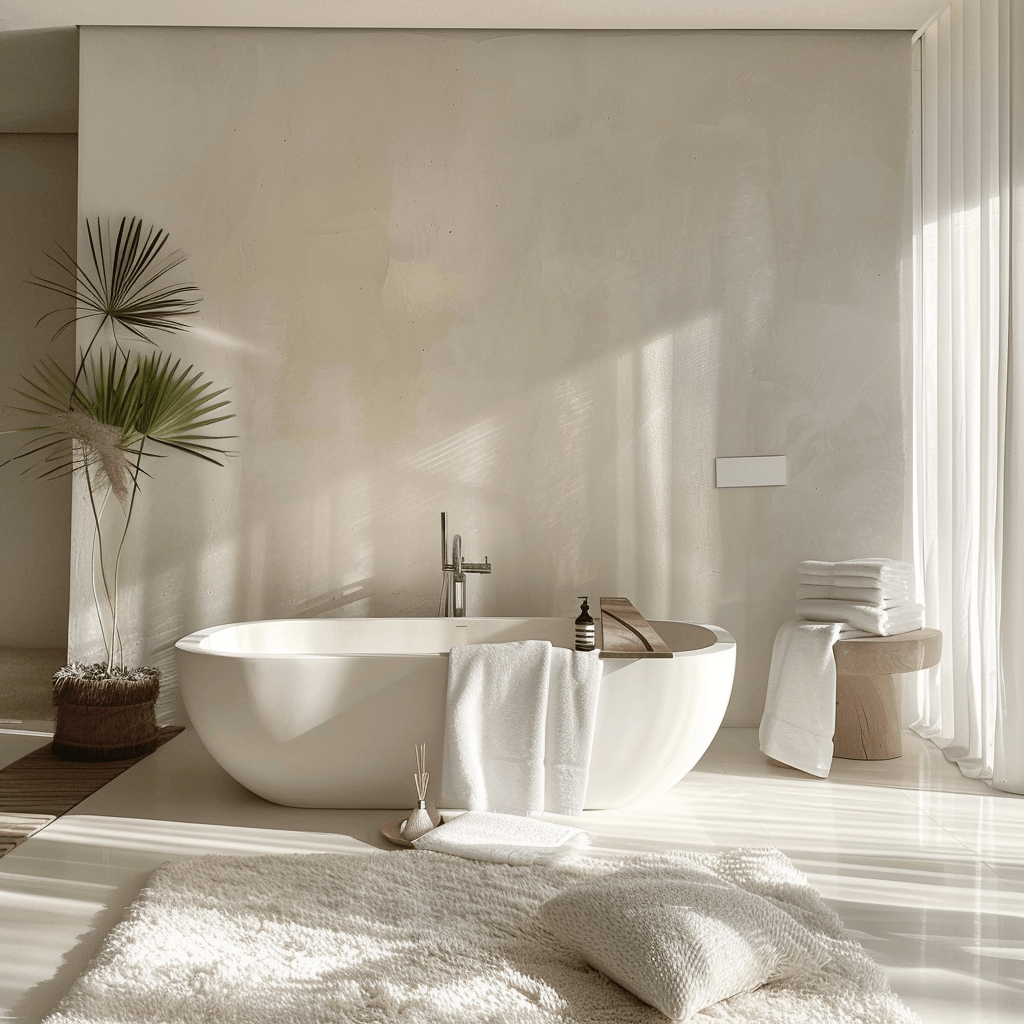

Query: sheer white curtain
<box><xmin>911</xmin><ymin>0</ymin><xmax>1024</xmax><ymax>793</ymax></box>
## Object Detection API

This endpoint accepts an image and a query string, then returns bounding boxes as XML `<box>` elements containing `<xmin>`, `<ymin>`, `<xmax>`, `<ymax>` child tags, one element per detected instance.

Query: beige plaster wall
<box><xmin>75</xmin><ymin>27</ymin><xmax>911</xmax><ymax>724</ymax></box>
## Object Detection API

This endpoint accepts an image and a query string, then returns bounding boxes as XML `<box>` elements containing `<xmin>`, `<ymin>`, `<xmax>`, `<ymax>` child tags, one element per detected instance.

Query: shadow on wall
<box><xmin>0</xmin><ymin>28</ymin><xmax>78</xmax><ymax>649</ymax></box>
<box><xmin>0</xmin><ymin>28</ymin><xmax>78</xmax><ymax>133</ymax></box>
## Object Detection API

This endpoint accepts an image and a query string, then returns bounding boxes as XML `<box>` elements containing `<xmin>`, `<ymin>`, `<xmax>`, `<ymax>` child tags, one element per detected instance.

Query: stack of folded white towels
<box><xmin>759</xmin><ymin>557</ymin><xmax>924</xmax><ymax>778</ymax></box>
<box><xmin>795</xmin><ymin>558</ymin><xmax>923</xmax><ymax>636</ymax></box>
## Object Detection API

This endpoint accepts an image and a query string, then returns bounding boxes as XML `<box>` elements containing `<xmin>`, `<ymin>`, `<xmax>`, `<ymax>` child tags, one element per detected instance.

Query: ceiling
<box><xmin>0</xmin><ymin>0</ymin><xmax>946</xmax><ymax>33</ymax></box>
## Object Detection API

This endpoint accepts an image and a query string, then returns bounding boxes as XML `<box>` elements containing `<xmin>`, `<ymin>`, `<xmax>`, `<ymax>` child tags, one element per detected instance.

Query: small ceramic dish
<box><xmin>379</xmin><ymin>815</ymin><xmax>416</xmax><ymax>848</ymax></box>
<box><xmin>380</xmin><ymin>806</ymin><xmax>444</xmax><ymax>847</ymax></box>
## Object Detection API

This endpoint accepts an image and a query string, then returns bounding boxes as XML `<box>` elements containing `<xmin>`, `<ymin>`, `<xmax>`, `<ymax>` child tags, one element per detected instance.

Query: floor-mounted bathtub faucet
<box><xmin>438</xmin><ymin>512</ymin><xmax>491</xmax><ymax>616</ymax></box>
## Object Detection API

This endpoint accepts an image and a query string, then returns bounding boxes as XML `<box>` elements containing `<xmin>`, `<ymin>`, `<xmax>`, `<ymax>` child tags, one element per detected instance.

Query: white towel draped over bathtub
<box><xmin>441</xmin><ymin>641</ymin><xmax>602</xmax><ymax>817</ymax></box>
<box><xmin>543</xmin><ymin>645</ymin><xmax>603</xmax><ymax>815</ymax></box>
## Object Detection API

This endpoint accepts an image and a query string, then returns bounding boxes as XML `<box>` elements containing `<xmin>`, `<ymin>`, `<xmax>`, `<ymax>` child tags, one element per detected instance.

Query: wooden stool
<box><xmin>832</xmin><ymin>628</ymin><xmax>942</xmax><ymax>760</ymax></box>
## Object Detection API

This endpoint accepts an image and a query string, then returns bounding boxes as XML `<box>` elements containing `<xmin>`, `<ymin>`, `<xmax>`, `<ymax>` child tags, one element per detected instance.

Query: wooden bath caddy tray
<box><xmin>599</xmin><ymin>597</ymin><xmax>673</xmax><ymax>659</ymax></box>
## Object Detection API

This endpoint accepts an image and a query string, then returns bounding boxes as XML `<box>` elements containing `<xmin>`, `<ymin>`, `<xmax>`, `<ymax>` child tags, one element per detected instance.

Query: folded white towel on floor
<box><xmin>441</xmin><ymin>641</ymin><xmax>601</xmax><ymax>816</ymax></box>
<box><xmin>796</xmin><ymin>598</ymin><xmax>924</xmax><ymax>636</ymax></box>
<box><xmin>759</xmin><ymin>620</ymin><xmax>844</xmax><ymax>777</ymax></box>
<box><xmin>411</xmin><ymin>810</ymin><xmax>589</xmax><ymax>865</ymax></box>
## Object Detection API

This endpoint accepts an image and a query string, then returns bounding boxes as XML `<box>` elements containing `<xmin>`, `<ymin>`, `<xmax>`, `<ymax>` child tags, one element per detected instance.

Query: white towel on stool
<box><xmin>795</xmin><ymin>583</ymin><xmax>892</xmax><ymax>605</ymax></box>
<box><xmin>441</xmin><ymin>641</ymin><xmax>601</xmax><ymax>816</ymax></box>
<box><xmin>797</xmin><ymin>573</ymin><xmax>913</xmax><ymax>597</ymax></box>
<box><xmin>799</xmin><ymin>556</ymin><xmax>914</xmax><ymax>577</ymax></box>
<box><xmin>798</xmin><ymin>558</ymin><xmax>915</xmax><ymax>587</ymax></box>
<box><xmin>759</xmin><ymin>619</ymin><xmax>844</xmax><ymax>777</ymax></box>
<box><xmin>796</xmin><ymin>599</ymin><xmax>924</xmax><ymax>636</ymax></box>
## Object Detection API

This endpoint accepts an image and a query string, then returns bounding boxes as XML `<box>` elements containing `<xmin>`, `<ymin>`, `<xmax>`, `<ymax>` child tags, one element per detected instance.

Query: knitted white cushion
<box><xmin>536</xmin><ymin>868</ymin><xmax>831</xmax><ymax>1020</ymax></box>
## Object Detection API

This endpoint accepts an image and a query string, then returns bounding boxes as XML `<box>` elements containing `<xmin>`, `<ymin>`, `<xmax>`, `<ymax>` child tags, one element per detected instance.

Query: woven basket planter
<box><xmin>51</xmin><ymin>663</ymin><xmax>160</xmax><ymax>762</ymax></box>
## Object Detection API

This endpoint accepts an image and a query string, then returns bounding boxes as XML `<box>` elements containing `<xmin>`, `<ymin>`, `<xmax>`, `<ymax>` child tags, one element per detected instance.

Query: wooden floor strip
<box><xmin>0</xmin><ymin>726</ymin><xmax>183</xmax><ymax>855</ymax></box>
<box><xmin>0</xmin><ymin>813</ymin><xmax>56</xmax><ymax>855</ymax></box>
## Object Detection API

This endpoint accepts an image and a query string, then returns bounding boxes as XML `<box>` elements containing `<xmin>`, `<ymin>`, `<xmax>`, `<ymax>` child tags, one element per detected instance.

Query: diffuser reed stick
<box><xmin>402</xmin><ymin>743</ymin><xmax>435</xmax><ymax>840</ymax></box>
<box><xmin>414</xmin><ymin>743</ymin><xmax>429</xmax><ymax>804</ymax></box>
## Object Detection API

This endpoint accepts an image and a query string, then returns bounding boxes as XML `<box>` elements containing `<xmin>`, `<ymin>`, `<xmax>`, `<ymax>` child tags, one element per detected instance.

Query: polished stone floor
<box><xmin>0</xmin><ymin>721</ymin><xmax>1021</xmax><ymax>1023</ymax></box>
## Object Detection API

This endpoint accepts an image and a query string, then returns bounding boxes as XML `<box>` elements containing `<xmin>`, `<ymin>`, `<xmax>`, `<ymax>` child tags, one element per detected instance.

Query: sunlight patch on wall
<box><xmin>189</xmin><ymin>324</ymin><xmax>264</xmax><ymax>355</ymax></box>
<box><xmin>609</xmin><ymin>315</ymin><xmax>721</xmax><ymax>619</ymax></box>
<box><xmin>542</xmin><ymin>372</ymin><xmax>594</xmax><ymax>594</ymax></box>
<box><xmin>400</xmin><ymin>415</ymin><xmax>505</xmax><ymax>489</ymax></box>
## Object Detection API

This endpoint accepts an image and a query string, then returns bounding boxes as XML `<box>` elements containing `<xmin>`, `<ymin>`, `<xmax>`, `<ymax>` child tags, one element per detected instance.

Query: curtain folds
<box><xmin>911</xmin><ymin>0</ymin><xmax>1023</xmax><ymax>793</ymax></box>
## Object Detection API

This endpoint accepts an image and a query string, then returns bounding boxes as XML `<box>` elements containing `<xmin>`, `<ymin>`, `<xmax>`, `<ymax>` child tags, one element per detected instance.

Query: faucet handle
<box><xmin>461</xmin><ymin>558</ymin><xmax>491</xmax><ymax>574</ymax></box>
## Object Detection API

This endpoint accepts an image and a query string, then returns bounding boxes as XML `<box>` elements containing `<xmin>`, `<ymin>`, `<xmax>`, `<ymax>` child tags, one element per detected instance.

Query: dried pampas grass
<box><xmin>51</xmin><ymin>411</ymin><xmax>134</xmax><ymax>512</ymax></box>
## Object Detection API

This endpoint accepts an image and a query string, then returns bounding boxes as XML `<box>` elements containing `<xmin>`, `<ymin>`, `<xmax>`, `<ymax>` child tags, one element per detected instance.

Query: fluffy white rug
<box><xmin>43</xmin><ymin>846</ymin><xmax>920</xmax><ymax>1023</ymax></box>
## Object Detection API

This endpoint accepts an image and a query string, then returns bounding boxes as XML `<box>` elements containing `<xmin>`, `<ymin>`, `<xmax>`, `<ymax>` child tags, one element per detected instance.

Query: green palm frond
<box><xmin>125</xmin><ymin>351</ymin><xmax>235</xmax><ymax>465</ymax></box>
<box><xmin>6</xmin><ymin>356</ymin><xmax>132</xmax><ymax>496</ymax></box>
<box><xmin>28</xmin><ymin>216</ymin><xmax>201</xmax><ymax>361</ymax></box>
<box><xmin>2</xmin><ymin>348</ymin><xmax>235</xmax><ymax>508</ymax></box>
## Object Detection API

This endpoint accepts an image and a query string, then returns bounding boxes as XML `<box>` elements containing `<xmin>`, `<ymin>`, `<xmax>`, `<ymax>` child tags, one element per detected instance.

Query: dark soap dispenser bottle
<box><xmin>575</xmin><ymin>596</ymin><xmax>595</xmax><ymax>651</ymax></box>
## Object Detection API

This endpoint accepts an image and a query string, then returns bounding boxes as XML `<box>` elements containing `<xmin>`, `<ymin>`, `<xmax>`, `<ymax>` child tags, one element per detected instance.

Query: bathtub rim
<box><xmin>174</xmin><ymin>616</ymin><xmax>735</xmax><ymax>661</ymax></box>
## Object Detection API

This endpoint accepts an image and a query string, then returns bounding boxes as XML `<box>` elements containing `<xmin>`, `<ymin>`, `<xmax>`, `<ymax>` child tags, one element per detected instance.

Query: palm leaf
<box><xmin>2</xmin><ymin>348</ymin><xmax>234</xmax><ymax>504</ymax></box>
<box><xmin>28</xmin><ymin>216</ymin><xmax>201</xmax><ymax>353</ymax></box>
<box><xmin>126</xmin><ymin>351</ymin><xmax>235</xmax><ymax>464</ymax></box>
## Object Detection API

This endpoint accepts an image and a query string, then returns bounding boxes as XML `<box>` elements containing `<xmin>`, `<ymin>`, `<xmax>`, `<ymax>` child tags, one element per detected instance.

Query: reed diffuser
<box><xmin>401</xmin><ymin>743</ymin><xmax>436</xmax><ymax>840</ymax></box>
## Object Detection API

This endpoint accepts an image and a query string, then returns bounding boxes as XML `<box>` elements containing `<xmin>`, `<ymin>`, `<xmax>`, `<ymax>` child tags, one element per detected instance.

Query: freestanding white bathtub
<box><xmin>175</xmin><ymin>617</ymin><xmax>735</xmax><ymax>811</ymax></box>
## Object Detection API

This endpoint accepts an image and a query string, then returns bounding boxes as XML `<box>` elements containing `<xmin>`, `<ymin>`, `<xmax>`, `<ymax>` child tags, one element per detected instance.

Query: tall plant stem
<box><xmin>72</xmin><ymin>318</ymin><xmax>110</xmax><ymax>405</ymax></box>
<box><xmin>90</xmin><ymin>488</ymin><xmax>112</xmax><ymax>662</ymax></box>
<box><xmin>82</xmin><ymin>457</ymin><xmax>115</xmax><ymax>662</ymax></box>
<box><xmin>109</xmin><ymin>439</ymin><xmax>146</xmax><ymax>673</ymax></box>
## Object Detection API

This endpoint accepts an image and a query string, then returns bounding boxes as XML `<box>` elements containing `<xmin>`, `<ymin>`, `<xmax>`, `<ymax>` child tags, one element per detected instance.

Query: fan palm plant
<box><xmin>8</xmin><ymin>348</ymin><xmax>233</xmax><ymax>672</ymax></box>
<box><xmin>2</xmin><ymin>217</ymin><xmax>233</xmax><ymax>681</ymax></box>
<box><xmin>30</xmin><ymin>216</ymin><xmax>201</xmax><ymax>365</ymax></box>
